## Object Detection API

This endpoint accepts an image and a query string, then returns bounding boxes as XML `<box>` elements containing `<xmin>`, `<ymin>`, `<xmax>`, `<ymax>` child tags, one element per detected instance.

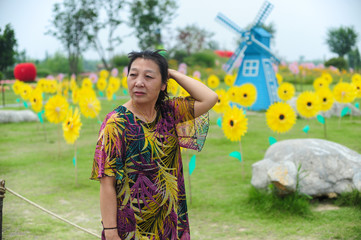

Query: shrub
<box><xmin>334</xmin><ymin>190</ymin><xmax>361</xmax><ymax>209</ymax></box>
<box><xmin>325</xmin><ymin>57</ymin><xmax>348</xmax><ymax>70</ymax></box>
<box><xmin>111</xmin><ymin>54</ymin><xmax>129</xmax><ymax>68</ymax></box>
<box><xmin>184</xmin><ymin>50</ymin><xmax>216</xmax><ymax>68</ymax></box>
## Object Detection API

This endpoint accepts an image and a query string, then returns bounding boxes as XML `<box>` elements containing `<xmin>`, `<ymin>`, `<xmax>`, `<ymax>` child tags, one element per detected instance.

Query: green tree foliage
<box><xmin>88</xmin><ymin>0</ymin><xmax>125</xmax><ymax>70</ymax></box>
<box><xmin>47</xmin><ymin>0</ymin><xmax>97</xmax><ymax>76</ymax></box>
<box><xmin>326</xmin><ymin>26</ymin><xmax>358</xmax><ymax>58</ymax></box>
<box><xmin>184</xmin><ymin>50</ymin><xmax>217</xmax><ymax>68</ymax></box>
<box><xmin>129</xmin><ymin>0</ymin><xmax>178</xmax><ymax>50</ymax></box>
<box><xmin>175</xmin><ymin>24</ymin><xmax>215</xmax><ymax>55</ymax></box>
<box><xmin>111</xmin><ymin>54</ymin><xmax>129</xmax><ymax>69</ymax></box>
<box><xmin>0</xmin><ymin>24</ymin><xmax>17</xmax><ymax>78</ymax></box>
<box><xmin>324</xmin><ymin>57</ymin><xmax>348</xmax><ymax>70</ymax></box>
<box><xmin>347</xmin><ymin>47</ymin><xmax>361</xmax><ymax>71</ymax></box>
<box><xmin>35</xmin><ymin>52</ymin><xmax>84</xmax><ymax>76</ymax></box>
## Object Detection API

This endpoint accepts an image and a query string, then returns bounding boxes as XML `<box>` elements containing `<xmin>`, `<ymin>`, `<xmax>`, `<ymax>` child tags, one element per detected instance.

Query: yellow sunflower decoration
<box><xmin>96</xmin><ymin>77</ymin><xmax>107</xmax><ymax>91</ymax></box>
<box><xmin>45</xmin><ymin>95</ymin><xmax>69</xmax><ymax>123</ymax></box>
<box><xmin>72</xmin><ymin>86</ymin><xmax>80</xmax><ymax>104</ymax></box>
<box><xmin>108</xmin><ymin>76</ymin><xmax>121</xmax><ymax>93</ymax></box>
<box><xmin>227</xmin><ymin>86</ymin><xmax>241</xmax><ymax>103</ymax></box>
<box><xmin>82</xmin><ymin>78</ymin><xmax>93</xmax><ymax>89</ymax></box>
<box><xmin>48</xmin><ymin>80</ymin><xmax>58</xmax><ymax>94</ymax></box>
<box><xmin>352</xmin><ymin>73</ymin><xmax>361</xmax><ymax>84</ymax></box>
<box><xmin>99</xmin><ymin>69</ymin><xmax>109</xmax><ymax>79</ymax></box>
<box><xmin>266</xmin><ymin>102</ymin><xmax>296</xmax><ymax>134</ymax></box>
<box><xmin>79</xmin><ymin>96</ymin><xmax>101</xmax><ymax>118</ymax></box>
<box><xmin>20</xmin><ymin>84</ymin><xmax>33</xmax><ymax>101</ymax></box>
<box><xmin>296</xmin><ymin>91</ymin><xmax>321</xmax><ymax>118</ymax></box>
<box><xmin>12</xmin><ymin>80</ymin><xmax>23</xmax><ymax>95</ymax></box>
<box><xmin>167</xmin><ymin>78</ymin><xmax>179</xmax><ymax>96</ymax></box>
<box><xmin>213</xmin><ymin>89</ymin><xmax>230</xmax><ymax>113</ymax></box>
<box><xmin>316</xmin><ymin>88</ymin><xmax>334</xmax><ymax>112</ymax></box>
<box><xmin>178</xmin><ymin>86</ymin><xmax>190</xmax><ymax>97</ymax></box>
<box><xmin>313</xmin><ymin>77</ymin><xmax>329</xmax><ymax>91</ymax></box>
<box><xmin>62</xmin><ymin>107</ymin><xmax>82</xmax><ymax>144</ymax></box>
<box><xmin>36</xmin><ymin>79</ymin><xmax>47</xmax><ymax>93</ymax></box>
<box><xmin>222</xmin><ymin>106</ymin><xmax>248</xmax><ymax>142</ymax></box>
<box><xmin>321</xmin><ymin>72</ymin><xmax>333</xmax><ymax>84</ymax></box>
<box><xmin>238</xmin><ymin>83</ymin><xmax>257</xmax><ymax>107</ymax></box>
<box><xmin>352</xmin><ymin>81</ymin><xmax>361</xmax><ymax>98</ymax></box>
<box><xmin>70</xmin><ymin>76</ymin><xmax>78</xmax><ymax>91</ymax></box>
<box><xmin>106</xmin><ymin>86</ymin><xmax>115</xmax><ymax>101</ymax></box>
<box><xmin>207</xmin><ymin>74</ymin><xmax>220</xmax><ymax>89</ymax></box>
<box><xmin>276</xmin><ymin>73</ymin><xmax>283</xmax><ymax>85</ymax></box>
<box><xmin>122</xmin><ymin>76</ymin><xmax>128</xmax><ymax>89</ymax></box>
<box><xmin>277</xmin><ymin>82</ymin><xmax>295</xmax><ymax>101</ymax></box>
<box><xmin>224</xmin><ymin>74</ymin><xmax>235</xmax><ymax>87</ymax></box>
<box><xmin>333</xmin><ymin>82</ymin><xmax>356</xmax><ymax>103</ymax></box>
<box><xmin>29</xmin><ymin>88</ymin><xmax>43</xmax><ymax>113</ymax></box>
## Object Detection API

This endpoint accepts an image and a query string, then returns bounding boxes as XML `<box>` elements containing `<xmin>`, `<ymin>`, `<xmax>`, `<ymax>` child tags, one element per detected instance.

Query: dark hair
<box><xmin>127</xmin><ymin>50</ymin><xmax>169</xmax><ymax>110</ymax></box>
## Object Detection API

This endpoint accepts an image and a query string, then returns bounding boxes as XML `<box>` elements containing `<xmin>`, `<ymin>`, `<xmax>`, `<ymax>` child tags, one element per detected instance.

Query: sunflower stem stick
<box><xmin>239</xmin><ymin>140</ymin><xmax>244</xmax><ymax>179</ymax></box>
<box><xmin>74</xmin><ymin>142</ymin><xmax>78</xmax><ymax>187</ymax></box>
<box><xmin>57</xmin><ymin>123</ymin><xmax>61</xmax><ymax>158</ymax></box>
<box><xmin>323</xmin><ymin>117</ymin><xmax>327</xmax><ymax>139</ymax></box>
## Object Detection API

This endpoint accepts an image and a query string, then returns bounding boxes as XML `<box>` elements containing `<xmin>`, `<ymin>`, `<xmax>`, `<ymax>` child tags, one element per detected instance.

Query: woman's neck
<box><xmin>127</xmin><ymin>100</ymin><xmax>157</xmax><ymax>123</ymax></box>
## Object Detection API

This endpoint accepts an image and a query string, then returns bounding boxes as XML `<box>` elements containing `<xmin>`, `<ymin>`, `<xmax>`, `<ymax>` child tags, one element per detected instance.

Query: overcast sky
<box><xmin>1</xmin><ymin>0</ymin><xmax>361</xmax><ymax>62</ymax></box>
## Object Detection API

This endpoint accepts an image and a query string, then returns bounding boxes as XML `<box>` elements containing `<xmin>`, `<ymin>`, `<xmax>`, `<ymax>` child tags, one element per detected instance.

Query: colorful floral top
<box><xmin>91</xmin><ymin>97</ymin><xmax>209</xmax><ymax>240</ymax></box>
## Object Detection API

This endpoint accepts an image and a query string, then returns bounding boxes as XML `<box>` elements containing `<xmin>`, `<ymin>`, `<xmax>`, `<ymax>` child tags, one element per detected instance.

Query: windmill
<box><xmin>216</xmin><ymin>1</ymin><xmax>280</xmax><ymax>110</ymax></box>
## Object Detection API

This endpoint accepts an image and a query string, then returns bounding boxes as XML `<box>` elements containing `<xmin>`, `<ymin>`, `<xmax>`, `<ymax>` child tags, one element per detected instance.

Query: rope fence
<box><xmin>0</xmin><ymin>180</ymin><xmax>101</xmax><ymax>239</ymax></box>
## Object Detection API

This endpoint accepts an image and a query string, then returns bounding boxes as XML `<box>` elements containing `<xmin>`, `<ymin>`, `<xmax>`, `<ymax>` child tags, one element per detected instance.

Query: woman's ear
<box><xmin>161</xmin><ymin>83</ymin><xmax>166</xmax><ymax>91</ymax></box>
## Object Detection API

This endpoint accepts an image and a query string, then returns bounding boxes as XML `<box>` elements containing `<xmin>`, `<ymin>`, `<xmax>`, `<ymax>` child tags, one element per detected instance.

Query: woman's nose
<box><xmin>135</xmin><ymin>78</ymin><xmax>145</xmax><ymax>87</ymax></box>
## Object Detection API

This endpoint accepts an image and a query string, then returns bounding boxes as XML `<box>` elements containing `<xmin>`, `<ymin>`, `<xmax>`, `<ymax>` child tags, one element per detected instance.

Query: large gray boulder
<box><xmin>251</xmin><ymin>139</ymin><xmax>361</xmax><ymax>197</ymax></box>
<box><xmin>0</xmin><ymin>110</ymin><xmax>39</xmax><ymax>123</ymax></box>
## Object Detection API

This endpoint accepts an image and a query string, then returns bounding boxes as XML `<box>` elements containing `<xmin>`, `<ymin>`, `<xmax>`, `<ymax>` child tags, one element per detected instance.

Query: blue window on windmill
<box><xmin>242</xmin><ymin>59</ymin><xmax>259</xmax><ymax>77</ymax></box>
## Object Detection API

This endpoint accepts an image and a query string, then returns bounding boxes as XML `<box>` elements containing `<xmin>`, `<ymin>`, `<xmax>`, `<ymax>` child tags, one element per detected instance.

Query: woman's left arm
<box><xmin>168</xmin><ymin>69</ymin><xmax>218</xmax><ymax>117</ymax></box>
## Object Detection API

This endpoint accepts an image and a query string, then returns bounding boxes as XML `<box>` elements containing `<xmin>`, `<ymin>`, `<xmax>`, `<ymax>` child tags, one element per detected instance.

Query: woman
<box><xmin>91</xmin><ymin>50</ymin><xmax>218</xmax><ymax>240</ymax></box>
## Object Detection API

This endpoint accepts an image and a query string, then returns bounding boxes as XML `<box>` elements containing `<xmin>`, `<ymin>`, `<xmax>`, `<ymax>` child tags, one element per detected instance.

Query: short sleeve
<box><xmin>90</xmin><ymin>111</ymin><xmax>126</xmax><ymax>181</ymax></box>
<box><xmin>171</xmin><ymin>97</ymin><xmax>210</xmax><ymax>152</ymax></box>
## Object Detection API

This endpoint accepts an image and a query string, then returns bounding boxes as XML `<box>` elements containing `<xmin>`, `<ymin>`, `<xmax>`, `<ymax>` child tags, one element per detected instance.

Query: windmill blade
<box><xmin>215</xmin><ymin>12</ymin><xmax>246</xmax><ymax>36</ymax></box>
<box><xmin>251</xmin><ymin>1</ymin><xmax>273</xmax><ymax>28</ymax></box>
<box><xmin>223</xmin><ymin>41</ymin><xmax>248</xmax><ymax>74</ymax></box>
<box><xmin>250</xmin><ymin>35</ymin><xmax>280</xmax><ymax>63</ymax></box>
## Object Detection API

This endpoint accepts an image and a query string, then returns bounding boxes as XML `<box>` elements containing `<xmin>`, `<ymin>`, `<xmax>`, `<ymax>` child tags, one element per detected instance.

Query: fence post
<box><xmin>0</xmin><ymin>179</ymin><xmax>5</xmax><ymax>240</ymax></box>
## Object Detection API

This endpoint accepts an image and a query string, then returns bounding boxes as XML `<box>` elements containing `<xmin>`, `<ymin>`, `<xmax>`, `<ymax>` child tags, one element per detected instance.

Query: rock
<box><xmin>287</xmin><ymin>97</ymin><xmax>361</xmax><ymax>118</ymax></box>
<box><xmin>0</xmin><ymin>110</ymin><xmax>39</xmax><ymax>123</ymax></box>
<box><xmin>251</xmin><ymin>138</ymin><xmax>361</xmax><ymax>197</ymax></box>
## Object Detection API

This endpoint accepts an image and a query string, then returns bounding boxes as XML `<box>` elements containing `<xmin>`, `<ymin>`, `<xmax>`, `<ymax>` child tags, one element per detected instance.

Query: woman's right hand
<box><xmin>104</xmin><ymin>229</ymin><xmax>121</xmax><ymax>240</ymax></box>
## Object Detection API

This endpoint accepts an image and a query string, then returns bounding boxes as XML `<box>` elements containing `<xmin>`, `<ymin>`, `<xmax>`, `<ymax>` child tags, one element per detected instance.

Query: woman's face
<box><xmin>127</xmin><ymin>58</ymin><xmax>166</xmax><ymax>106</ymax></box>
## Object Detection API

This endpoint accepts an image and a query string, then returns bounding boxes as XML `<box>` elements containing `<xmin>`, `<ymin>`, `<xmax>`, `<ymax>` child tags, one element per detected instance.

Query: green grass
<box><xmin>1</xmin><ymin>88</ymin><xmax>361</xmax><ymax>240</ymax></box>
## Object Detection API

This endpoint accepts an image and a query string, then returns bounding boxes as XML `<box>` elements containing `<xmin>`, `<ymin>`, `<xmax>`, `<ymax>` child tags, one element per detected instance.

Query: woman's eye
<box><xmin>146</xmin><ymin>75</ymin><xmax>153</xmax><ymax>79</ymax></box>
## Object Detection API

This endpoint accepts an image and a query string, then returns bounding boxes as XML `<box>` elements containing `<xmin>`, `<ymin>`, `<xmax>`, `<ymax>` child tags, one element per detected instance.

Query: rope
<box><xmin>5</xmin><ymin>187</ymin><xmax>101</xmax><ymax>239</ymax></box>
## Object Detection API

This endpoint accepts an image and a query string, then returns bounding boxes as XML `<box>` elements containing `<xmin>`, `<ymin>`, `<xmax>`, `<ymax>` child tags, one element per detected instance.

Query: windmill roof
<box><xmin>253</xmin><ymin>27</ymin><xmax>272</xmax><ymax>38</ymax></box>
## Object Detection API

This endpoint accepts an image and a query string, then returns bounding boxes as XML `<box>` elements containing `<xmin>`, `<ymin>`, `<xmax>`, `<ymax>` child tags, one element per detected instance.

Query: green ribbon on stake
<box><xmin>229</xmin><ymin>151</ymin><xmax>242</xmax><ymax>162</ymax></box>
<box><xmin>189</xmin><ymin>155</ymin><xmax>196</xmax><ymax>176</ymax></box>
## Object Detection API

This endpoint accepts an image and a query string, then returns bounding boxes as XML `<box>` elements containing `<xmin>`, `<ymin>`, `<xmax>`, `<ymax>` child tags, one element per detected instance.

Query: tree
<box><xmin>326</xmin><ymin>26</ymin><xmax>358</xmax><ymax>58</ymax></box>
<box><xmin>347</xmin><ymin>47</ymin><xmax>361</xmax><ymax>71</ymax></box>
<box><xmin>175</xmin><ymin>24</ymin><xmax>215</xmax><ymax>55</ymax></box>
<box><xmin>0</xmin><ymin>24</ymin><xmax>17</xmax><ymax>78</ymax></box>
<box><xmin>129</xmin><ymin>0</ymin><xmax>178</xmax><ymax>50</ymax></box>
<box><xmin>47</xmin><ymin>0</ymin><xmax>97</xmax><ymax>76</ymax></box>
<box><xmin>87</xmin><ymin>0</ymin><xmax>125</xmax><ymax>70</ymax></box>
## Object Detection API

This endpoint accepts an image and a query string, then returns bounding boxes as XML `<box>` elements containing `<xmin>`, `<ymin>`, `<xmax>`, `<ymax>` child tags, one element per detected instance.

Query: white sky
<box><xmin>1</xmin><ymin>0</ymin><xmax>361</xmax><ymax>62</ymax></box>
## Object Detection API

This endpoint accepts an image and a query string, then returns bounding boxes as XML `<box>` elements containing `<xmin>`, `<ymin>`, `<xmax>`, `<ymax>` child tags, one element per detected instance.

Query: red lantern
<box><xmin>14</xmin><ymin>63</ymin><xmax>37</xmax><ymax>82</ymax></box>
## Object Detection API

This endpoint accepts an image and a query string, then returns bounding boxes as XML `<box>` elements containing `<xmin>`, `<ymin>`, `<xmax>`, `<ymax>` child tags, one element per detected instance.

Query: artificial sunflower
<box><xmin>12</xmin><ymin>80</ymin><xmax>23</xmax><ymax>95</ymax></box>
<box><xmin>352</xmin><ymin>73</ymin><xmax>361</xmax><ymax>84</ymax></box>
<box><xmin>316</xmin><ymin>88</ymin><xmax>334</xmax><ymax>112</ymax></box>
<box><xmin>333</xmin><ymin>82</ymin><xmax>356</xmax><ymax>103</ymax></box>
<box><xmin>178</xmin><ymin>86</ymin><xmax>190</xmax><ymax>97</ymax></box>
<box><xmin>313</xmin><ymin>77</ymin><xmax>329</xmax><ymax>91</ymax></box>
<box><xmin>36</xmin><ymin>79</ymin><xmax>47</xmax><ymax>92</ymax></box>
<box><xmin>122</xmin><ymin>76</ymin><xmax>128</xmax><ymax>89</ymax></box>
<box><xmin>224</xmin><ymin>74</ymin><xmax>235</xmax><ymax>87</ymax></box>
<box><xmin>62</xmin><ymin>107</ymin><xmax>82</xmax><ymax>144</ymax></box>
<box><xmin>277</xmin><ymin>82</ymin><xmax>295</xmax><ymax>101</ymax></box>
<box><xmin>99</xmin><ymin>69</ymin><xmax>109</xmax><ymax>79</ymax></box>
<box><xmin>20</xmin><ymin>84</ymin><xmax>33</xmax><ymax>101</ymax></box>
<box><xmin>79</xmin><ymin>96</ymin><xmax>101</xmax><ymax>118</ymax></box>
<box><xmin>45</xmin><ymin>95</ymin><xmax>69</xmax><ymax>123</ymax></box>
<box><xmin>296</xmin><ymin>91</ymin><xmax>321</xmax><ymax>118</ymax></box>
<box><xmin>72</xmin><ymin>87</ymin><xmax>80</xmax><ymax>104</ymax></box>
<box><xmin>222</xmin><ymin>106</ymin><xmax>248</xmax><ymax>142</ymax></box>
<box><xmin>237</xmin><ymin>83</ymin><xmax>257</xmax><ymax>107</ymax></box>
<box><xmin>70</xmin><ymin>77</ymin><xmax>78</xmax><ymax>91</ymax></box>
<box><xmin>106</xmin><ymin>86</ymin><xmax>115</xmax><ymax>101</ymax></box>
<box><xmin>213</xmin><ymin>89</ymin><xmax>230</xmax><ymax>113</ymax></box>
<box><xmin>276</xmin><ymin>73</ymin><xmax>283</xmax><ymax>85</ymax></box>
<box><xmin>266</xmin><ymin>102</ymin><xmax>296</xmax><ymax>134</ymax></box>
<box><xmin>352</xmin><ymin>81</ymin><xmax>361</xmax><ymax>98</ymax></box>
<box><xmin>227</xmin><ymin>86</ymin><xmax>241</xmax><ymax>103</ymax></box>
<box><xmin>207</xmin><ymin>74</ymin><xmax>220</xmax><ymax>89</ymax></box>
<box><xmin>167</xmin><ymin>78</ymin><xmax>179</xmax><ymax>96</ymax></box>
<box><xmin>321</xmin><ymin>72</ymin><xmax>333</xmax><ymax>84</ymax></box>
<box><xmin>29</xmin><ymin>88</ymin><xmax>43</xmax><ymax>113</ymax></box>
<box><xmin>108</xmin><ymin>76</ymin><xmax>121</xmax><ymax>93</ymax></box>
<box><xmin>96</xmin><ymin>77</ymin><xmax>107</xmax><ymax>91</ymax></box>
<box><xmin>48</xmin><ymin>80</ymin><xmax>58</xmax><ymax>94</ymax></box>
<box><xmin>82</xmin><ymin>78</ymin><xmax>93</xmax><ymax>89</ymax></box>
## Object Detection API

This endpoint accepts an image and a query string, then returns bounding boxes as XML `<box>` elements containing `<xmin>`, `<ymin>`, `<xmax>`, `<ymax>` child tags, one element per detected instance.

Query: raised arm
<box><xmin>168</xmin><ymin>69</ymin><xmax>218</xmax><ymax>117</ymax></box>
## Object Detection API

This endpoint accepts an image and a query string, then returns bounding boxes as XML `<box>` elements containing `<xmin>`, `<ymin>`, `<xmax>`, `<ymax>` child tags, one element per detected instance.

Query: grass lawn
<box><xmin>1</xmin><ymin>88</ymin><xmax>361</xmax><ymax>240</ymax></box>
